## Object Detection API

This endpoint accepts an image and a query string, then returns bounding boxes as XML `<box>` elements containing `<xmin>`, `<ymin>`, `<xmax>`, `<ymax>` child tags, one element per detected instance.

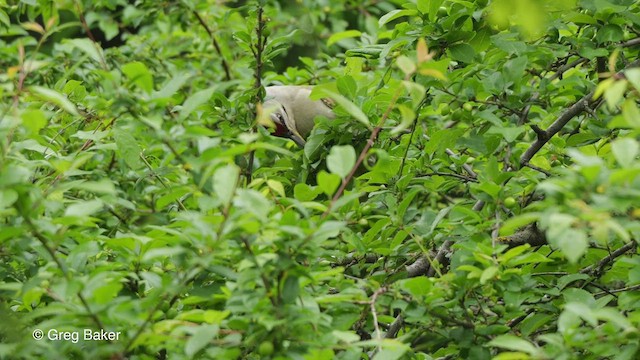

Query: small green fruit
<box><xmin>504</xmin><ymin>197</ymin><xmax>517</xmax><ymax>209</ymax></box>
<box><xmin>258</xmin><ymin>341</ymin><xmax>275</xmax><ymax>356</ymax></box>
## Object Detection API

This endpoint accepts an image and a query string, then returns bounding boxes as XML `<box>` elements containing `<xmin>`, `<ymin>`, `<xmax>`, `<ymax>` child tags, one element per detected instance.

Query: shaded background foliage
<box><xmin>1</xmin><ymin>0</ymin><xmax>640</xmax><ymax>359</ymax></box>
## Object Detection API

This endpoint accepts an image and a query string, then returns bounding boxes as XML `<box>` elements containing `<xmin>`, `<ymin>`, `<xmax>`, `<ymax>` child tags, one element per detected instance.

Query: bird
<box><xmin>262</xmin><ymin>85</ymin><xmax>335</xmax><ymax>147</ymax></box>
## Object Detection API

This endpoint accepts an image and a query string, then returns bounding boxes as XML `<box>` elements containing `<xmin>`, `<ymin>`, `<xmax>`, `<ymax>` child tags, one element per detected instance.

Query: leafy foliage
<box><xmin>1</xmin><ymin>0</ymin><xmax>639</xmax><ymax>359</ymax></box>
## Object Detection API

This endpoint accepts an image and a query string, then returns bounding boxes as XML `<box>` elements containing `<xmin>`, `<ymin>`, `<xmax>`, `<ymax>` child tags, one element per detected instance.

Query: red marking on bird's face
<box><xmin>272</xmin><ymin>121</ymin><xmax>288</xmax><ymax>137</ymax></box>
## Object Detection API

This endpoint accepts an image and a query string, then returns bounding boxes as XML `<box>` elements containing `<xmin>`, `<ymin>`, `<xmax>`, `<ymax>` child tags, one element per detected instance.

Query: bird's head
<box><xmin>263</xmin><ymin>99</ymin><xmax>291</xmax><ymax>137</ymax></box>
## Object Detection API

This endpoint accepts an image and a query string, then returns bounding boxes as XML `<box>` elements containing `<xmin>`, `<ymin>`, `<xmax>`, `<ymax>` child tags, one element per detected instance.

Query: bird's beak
<box><xmin>289</xmin><ymin>133</ymin><xmax>306</xmax><ymax>147</ymax></box>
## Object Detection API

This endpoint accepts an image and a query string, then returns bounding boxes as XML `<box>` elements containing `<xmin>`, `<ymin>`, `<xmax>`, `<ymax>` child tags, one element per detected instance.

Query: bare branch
<box><xmin>580</xmin><ymin>241</ymin><xmax>637</xmax><ymax>276</ymax></box>
<box><xmin>498</xmin><ymin>223</ymin><xmax>547</xmax><ymax>247</ymax></box>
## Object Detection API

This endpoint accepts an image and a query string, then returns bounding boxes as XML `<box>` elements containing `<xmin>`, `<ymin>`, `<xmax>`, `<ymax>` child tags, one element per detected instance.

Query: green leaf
<box><xmin>29</xmin><ymin>86</ymin><xmax>79</xmax><ymax>116</ymax></box>
<box><xmin>402</xmin><ymin>80</ymin><xmax>426</xmax><ymax>108</ymax></box>
<box><xmin>473</xmin><ymin>181</ymin><xmax>502</xmax><ymax>199</ymax></box>
<box><xmin>21</xmin><ymin>109</ymin><xmax>48</xmax><ymax>133</ymax></box>
<box><xmin>378</xmin><ymin>9</ymin><xmax>417</xmax><ymax>26</ymax></box>
<box><xmin>327</xmin><ymin>145</ymin><xmax>356</xmax><ymax>178</ymax></box>
<box><xmin>480</xmin><ymin>266</ymin><xmax>499</xmax><ymax>284</ymax></box>
<box><xmin>618</xmin><ymin>99</ymin><xmax>640</xmax><ymax>129</ymax></box>
<box><xmin>315</xmin><ymin>89</ymin><xmax>371</xmax><ymax>128</ymax></box>
<box><xmin>508</xmin><ymin>253</ymin><xmax>552</xmax><ymax>266</ymax></box>
<box><xmin>399</xmin><ymin>277</ymin><xmax>432</xmax><ymax>297</ymax></box>
<box><xmin>391</xmin><ymin>104</ymin><xmax>415</xmax><ymax>135</ymax></box>
<box><xmin>153</xmin><ymin>73</ymin><xmax>190</xmax><ymax>99</ymax></box>
<box><xmin>611</xmin><ymin>137</ymin><xmax>639</xmax><ymax>167</ymax></box>
<box><xmin>65</xmin><ymin>199</ymin><xmax>103</xmax><ymax>217</ymax></box>
<box><xmin>626</xmin><ymin>68</ymin><xmax>640</xmax><ymax>92</ymax></box>
<box><xmin>565</xmin><ymin>12</ymin><xmax>596</xmax><ymax>24</ymax></box>
<box><xmin>281</xmin><ymin>276</ymin><xmax>299</xmax><ymax>303</ymax></box>
<box><xmin>185</xmin><ymin>325</ymin><xmax>219</xmax><ymax>358</ymax></box>
<box><xmin>553</xmin><ymin>228</ymin><xmax>588</xmax><ymax>263</ymax></box>
<box><xmin>213</xmin><ymin>164</ymin><xmax>240</xmax><ymax>207</ymax></box>
<box><xmin>234</xmin><ymin>189</ymin><xmax>272</xmax><ymax>220</ymax></box>
<box><xmin>328</xmin><ymin>30</ymin><xmax>362</xmax><ymax>46</ymax></box>
<box><xmin>337</xmin><ymin>75</ymin><xmax>357</xmax><ymax>99</ymax></box>
<box><xmin>294</xmin><ymin>183</ymin><xmax>321</xmax><ymax>201</ymax></box>
<box><xmin>113</xmin><ymin>128</ymin><xmax>144</xmax><ymax>169</ymax></box>
<box><xmin>203</xmin><ymin>310</ymin><xmax>230</xmax><ymax>324</ymax></box>
<box><xmin>181</xmin><ymin>87</ymin><xmax>215</xmax><ymax>120</ymax></box>
<box><xmin>604</xmin><ymin>80</ymin><xmax>627</xmax><ymax>109</ymax></box>
<box><xmin>470</xmin><ymin>28</ymin><xmax>492</xmax><ymax>52</ymax></box>
<box><xmin>345</xmin><ymin>44</ymin><xmax>385</xmax><ymax>58</ymax></box>
<box><xmin>317</xmin><ymin>171</ymin><xmax>340</xmax><ymax>196</ymax></box>
<box><xmin>489</xmin><ymin>335</ymin><xmax>539</xmax><ymax>355</ymax></box>
<box><xmin>487</xmin><ymin>125</ymin><xmax>525</xmax><ymax>142</ymax></box>
<box><xmin>156</xmin><ymin>187</ymin><xmax>190</xmax><ymax>210</ymax></box>
<box><xmin>419</xmin><ymin>0</ymin><xmax>444</xmax><ymax>22</ymax></box>
<box><xmin>122</xmin><ymin>61</ymin><xmax>154</xmax><ymax>94</ymax></box>
<box><xmin>499</xmin><ymin>213</ymin><xmax>540</xmax><ymax>236</ymax></box>
<box><xmin>596</xmin><ymin>24</ymin><xmax>624</xmax><ymax>43</ymax></box>
<box><xmin>0</xmin><ymin>9</ymin><xmax>9</xmax><ymax>28</ymax></box>
<box><xmin>448</xmin><ymin>43</ymin><xmax>475</xmax><ymax>63</ymax></box>
<box><xmin>0</xmin><ymin>189</ymin><xmax>18</xmax><ymax>209</ymax></box>
<box><xmin>345</xmin><ymin>56</ymin><xmax>365</xmax><ymax>75</ymax></box>
<box><xmin>424</xmin><ymin>129</ymin><xmax>464</xmax><ymax>155</ymax></box>
<box><xmin>64</xmin><ymin>38</ymin><xmax>103</xmax><ymax>64</ymax></box>
<box><xmin>73</xmin><ymin>180</ymin><xmax>117</xmax><ymax>195</ymax></box>
<box><xmin>396</xmin><ymin>55</ymin><xmax>416</xmax><ymax>76</ymax></box>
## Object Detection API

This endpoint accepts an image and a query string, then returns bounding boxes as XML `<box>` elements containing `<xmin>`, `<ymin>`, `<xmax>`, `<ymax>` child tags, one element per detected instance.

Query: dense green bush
<box><xmin>1</xmin><ymin>0</ymin><xmax>639</xmax><ymax>359</ymax></box>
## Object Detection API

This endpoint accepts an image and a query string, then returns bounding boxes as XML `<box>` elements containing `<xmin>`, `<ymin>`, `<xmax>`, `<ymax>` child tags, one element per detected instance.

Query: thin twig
<box><xmin>580</xmin><ymin>241</ymin><xmax>637</xmax><ymax>276</ymax></box>
<box><xmin>370</xmin><ymin>287</ymin><xmax>388</xmax><ymax>343</ymax></box>
<box><xmin>323</xmin><ymin>75</ymin><xmax>409</xmax><ymax>217</ymax></box>
<box><xmin>139</xmin><ymin>153</ymin><xmax>188</xmax><ymax>211</ymax></box>
<box><xmin>25</xmin><ymin>217</ymin><xmax>106</xmax><ymax>332</ymax></box>
<box><xmin>192</xmin><ymin>10</ymin><xmax>231</xmax><ymax>81</ymax></box>
<box><xmin>73</xmin><ymin>0</ymin><xmax>108</xmax><ymax>70</ymax></box>
<box><xmin>247</xmin><ymin>3</ymin><xmax>267</xmax><ymax>184</ymax></box>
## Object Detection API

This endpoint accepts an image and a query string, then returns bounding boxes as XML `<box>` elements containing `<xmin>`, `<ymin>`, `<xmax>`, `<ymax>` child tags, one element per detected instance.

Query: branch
<box><xmin>594</xmin><ymin>283</ymin><xmax>640</xmax><ymax>297</ymax></box>
<box><xmin>580</xmin><ymin>241</ymin><xmax>637</xmax><ymax>277</ymax></box>
<box><xmin>417</xmin><ymin>171</ymin><xmax>478</xmax><ymax>182</ymax></box>
<box><xmin>520</xmin><ymin>59</ymin><xmax>640</xmax><ymax>166</ymax></box>
<box><xmin>247</xmin><ymin>3</ymin><xmax>267</xmax><ymax>184</ymax></box>
<box><xmin>192</xmin><ymin>10</ymin><xmax>231</xmax><ymax>81</ymax></box>
<box><xmin>519</xmin><ymin>57</ymin><xmax>589</xmax><ymax>125</ymax></box>
<box><xmin>406</xmin><ymin>240</ymin><xmax>453</xmax><ymax>278</ymax></box>
<box><xmin>73</xmin><ymin>0</ymin><xmax>108</xmax><ymax>70</ymax></box>
<box><xmin>520</xmin><ymin>91</ymin><xmax>594</xmax><ymax>165</ymax></box>
<box><xmin>619</xmin><ymin>37</ymin><xmax>640</xmax><ymax>48</ymax></box>
<box><xmin>384</xmin><ymin>315</ymin><xmax>404</xmax><ymax>339</ymax></box>
<box><xmin>498</xmin><ymin>223</ymin><xmax>547</xmax><ymax>247</ymax></box>
<box><xmin>426</xmin><ymin>239</ymin><xmax>453</xmax><ymax>277</ymax></box>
